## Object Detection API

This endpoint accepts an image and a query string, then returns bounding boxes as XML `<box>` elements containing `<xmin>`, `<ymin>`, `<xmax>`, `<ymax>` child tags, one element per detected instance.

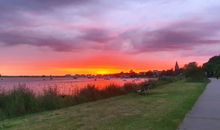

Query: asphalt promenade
<box><xmin>179</xmin><ymin>78</ymin><xmax>220</xmax><ymax>130</ymax></box>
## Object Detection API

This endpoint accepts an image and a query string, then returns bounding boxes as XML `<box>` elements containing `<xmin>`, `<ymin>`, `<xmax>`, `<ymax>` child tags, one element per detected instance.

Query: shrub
<box><xmin>1</xmin><ymin>87</ymin><xmax>38</xmax><ymax>117</ymax></box>
<box><xmin>101</xmin><ymin>84</ymin><xmax>124</xmax><ymax>98</ymax></box>
<box><xmin>77</xmin><ymin>85</ymin><xmax>101</xmax><ymax>102</ymax></box>
<box><xmin>123</xmin><ymin>83</ymin><xmax>138</xmax><ymax>93</ymax></box>
<box><xmin>0</xmin><ymin>91</ymin><xmax>5</xmax><ymax>108</ymax></box>
<box><xmin>39</xmin><ymin>87</ymin><xmax>61</xmax><ymax>110</ymax></box>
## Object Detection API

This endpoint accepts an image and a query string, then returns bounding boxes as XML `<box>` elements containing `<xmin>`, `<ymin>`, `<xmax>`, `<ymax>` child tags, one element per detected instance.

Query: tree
<box><xmin>203</xmin><ymin>55</ymin><xmax>220</xmax><ymax>77</ymax></box>
<box><xmin>184</xmin><ymin>62</ymin><xmax>204</xmax><ymax>81</ymax></box>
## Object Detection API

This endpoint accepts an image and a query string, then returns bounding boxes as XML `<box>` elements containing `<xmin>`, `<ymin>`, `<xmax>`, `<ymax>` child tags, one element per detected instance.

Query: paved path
<box><xmin>178</xmin><ymin>78</ymin><xmax>220</xmax><ymax>130</ymax></box>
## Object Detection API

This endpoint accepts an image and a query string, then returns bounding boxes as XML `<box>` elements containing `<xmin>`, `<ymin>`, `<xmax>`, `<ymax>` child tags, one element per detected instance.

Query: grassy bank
<box><xmin>0</xmin><ymin>80</ymin><xmax>207</xmax><ymax>130</ymax></box>
<box><xmin>0</xmin><ymin>82</ymin><xmax>139</xmax><ymax>120</ymax></box>
<box><xmin>0</xmin><ymin>77</ymin><xmax>176</xmax><ymax>120</ymax></box>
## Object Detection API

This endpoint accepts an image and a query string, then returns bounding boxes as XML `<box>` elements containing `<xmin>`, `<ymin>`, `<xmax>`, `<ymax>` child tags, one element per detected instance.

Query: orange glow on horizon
<box><xmin>0</xmin><ymin>54</ymin><xmax>207</xmax><ymax>76</ymax></box>
<box><xmin>62</xmin><ymin>68</ymin><xmax>130</xmax><ymax>75</ymax></box>
<box><xmin>0</xmin><ymin>62</ymin><xmax>180</xmax><ymax>76</ymax></box>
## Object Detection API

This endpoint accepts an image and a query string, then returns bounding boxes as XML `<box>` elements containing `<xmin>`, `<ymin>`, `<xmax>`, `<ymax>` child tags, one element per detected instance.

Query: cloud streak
<box><xmin>120</xmin><ymin>20</ymin><xmax>220</xmax><ymax>52</ymax></box>
<box><xmin>0</xmin><ymin>0</ymin><xmax>220</xmax><ymax>54</ymax></box>
<box><xmin>0</xmin><ymin>0</ymin><xmax>93</xmax><ymax>13</ymax></box>
<box><xmin>1</xmin><ymin>19</ymin><xmax>220</xmax><ymax>53</ymax></box>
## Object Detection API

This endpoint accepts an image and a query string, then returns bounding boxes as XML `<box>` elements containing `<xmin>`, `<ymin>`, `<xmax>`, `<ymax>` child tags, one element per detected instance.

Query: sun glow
<box><xmin>62</xmin><ymin>68</ymin><xmax>122</xmax><ymax>75</ymax></box>
<box><xmin>96</xmin><ymin>69</ymin><xmax>113</xmax><ymax>75</ymax></box>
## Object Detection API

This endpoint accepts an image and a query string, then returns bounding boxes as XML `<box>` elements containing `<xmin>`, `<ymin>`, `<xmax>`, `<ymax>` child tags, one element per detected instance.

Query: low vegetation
<box><xmin>0</xmin><ymin>77</ymin><xmax>178</xmax><ymax>120</ymax></box>
<box><xmin>0</xmin><ymin>80</ymin><xmax>207</xmax><ymax>130</ymax></box>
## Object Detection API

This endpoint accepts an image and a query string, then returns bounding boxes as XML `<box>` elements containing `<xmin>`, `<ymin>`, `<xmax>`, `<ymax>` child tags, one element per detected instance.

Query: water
<box><xmin>0</xmin><ymin>77</ymin><xmax>149</xmax><ymax>95</ymax></box>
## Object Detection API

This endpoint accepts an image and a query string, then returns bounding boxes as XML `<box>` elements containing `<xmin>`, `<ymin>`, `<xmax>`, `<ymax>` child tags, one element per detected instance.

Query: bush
<box><xmin>145</xmin><ymin>77</ymin><xmax>176</xmax><ymax>89</ymax></box>
<box><xmin>123</xmin><ymin>83</ymin><xmax>138</xmax><ymax>93</ymax></box>
<box><xmin>0</xmin><ymin>87</ymin><xmax>38</xmax><ymax>117</ymax></box>
<box><xmin>101</xmin><ymin>84</ymin><xmax>124</xmax><ymax>98</ymax></box>
<box><xmin>39</xmin><ymin>87</ymin><xmax>62</xmax><ymax>110</ymax></box>
<box><xmin>0</xmin><ymin>91</ymin><xmax>6</xmax><ymax>120</ymax></box>
<box><xmin>76</xmin><ymin>85</ymin><xmax>101</xmax><ymax>102</ymax></box>
<box><xmin>0</xmin><ymin>91</ymin><xmax>5</xmax><ymax>108</ymax></box>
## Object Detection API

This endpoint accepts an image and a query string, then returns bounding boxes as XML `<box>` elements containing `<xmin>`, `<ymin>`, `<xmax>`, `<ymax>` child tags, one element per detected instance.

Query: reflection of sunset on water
<box><xmin>0</xmin><ymin>77</ymin><xmax>149</xmax><ymax>95</ymax></box>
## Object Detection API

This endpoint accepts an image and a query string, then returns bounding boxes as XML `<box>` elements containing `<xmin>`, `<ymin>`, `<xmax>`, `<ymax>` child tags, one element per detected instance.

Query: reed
<box><xmin>0</xmin><ymin>77</ymin><xmax>177</xmax><ymax>120</ymax></box>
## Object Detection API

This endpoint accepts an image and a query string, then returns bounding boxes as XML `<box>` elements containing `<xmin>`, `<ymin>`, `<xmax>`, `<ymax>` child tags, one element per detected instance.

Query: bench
<box><xmin>136</xmin><ymin>83</ymin><xmax>150</xmax><ymax>95</ymax></box>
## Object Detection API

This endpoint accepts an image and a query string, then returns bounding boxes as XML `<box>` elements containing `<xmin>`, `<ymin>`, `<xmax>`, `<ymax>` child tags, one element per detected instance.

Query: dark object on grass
<box><xmin>136</xmin><ymin>83</ymin><xmax>150</xmax><ymax>95</ymax></box>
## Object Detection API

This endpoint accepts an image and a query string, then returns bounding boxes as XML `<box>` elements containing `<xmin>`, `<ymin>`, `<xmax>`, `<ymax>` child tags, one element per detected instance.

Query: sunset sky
<box><xmin>0</xmin><ymin>0</ymin><xmax>220</xmax><ymax>75</ymax></box>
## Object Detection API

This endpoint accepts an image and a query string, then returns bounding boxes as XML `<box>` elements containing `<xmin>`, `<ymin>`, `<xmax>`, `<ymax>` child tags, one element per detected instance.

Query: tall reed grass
<box><xmin>0</xmin><ymin>77</ymin><xmax>176</xmax><ymax>120</ymax></box>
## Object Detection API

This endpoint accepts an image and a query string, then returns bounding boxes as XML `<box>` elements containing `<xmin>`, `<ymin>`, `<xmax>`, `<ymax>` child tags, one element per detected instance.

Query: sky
<box><xmin>0</xmin><ymin>0</ymin><xmax>220</xmax><ymax>75</ymax></box>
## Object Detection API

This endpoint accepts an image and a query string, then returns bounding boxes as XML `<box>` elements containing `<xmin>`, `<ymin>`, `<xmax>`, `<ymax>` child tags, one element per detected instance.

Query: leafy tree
<box><xmin>184</xmin><ymin>62</ymin><xmax>204</xmax><ymax>82</ymax></box>
<box><xmin>203</xmin><ymin>55</ymin><xmax>220</xmax><ymax>77</ymax></box>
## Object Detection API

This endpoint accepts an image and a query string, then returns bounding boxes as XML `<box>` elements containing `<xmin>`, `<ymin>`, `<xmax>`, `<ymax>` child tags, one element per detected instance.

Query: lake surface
<box><xmin>0</xmin><ymin>77</ymin><xmax>149</xmax><ymax>95</ymax></box>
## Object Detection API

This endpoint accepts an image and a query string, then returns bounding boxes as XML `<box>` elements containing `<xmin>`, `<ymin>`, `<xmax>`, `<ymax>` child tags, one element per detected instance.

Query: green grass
<box><xmin>0</xmin><ymin>80</ymin><xmax>207</xmax><ymax>130</ymax></box>
<box><xmin>0</xmin><ymin>83</ymin><xmax>139</xmax><ymax>119</ymax></box>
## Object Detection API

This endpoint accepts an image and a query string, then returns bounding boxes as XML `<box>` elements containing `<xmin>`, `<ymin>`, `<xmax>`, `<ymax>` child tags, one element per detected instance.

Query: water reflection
<box><xmin>0</xmin><ymin>77</ymin><xmax>149</xmax><ymax>95</ymax></box>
